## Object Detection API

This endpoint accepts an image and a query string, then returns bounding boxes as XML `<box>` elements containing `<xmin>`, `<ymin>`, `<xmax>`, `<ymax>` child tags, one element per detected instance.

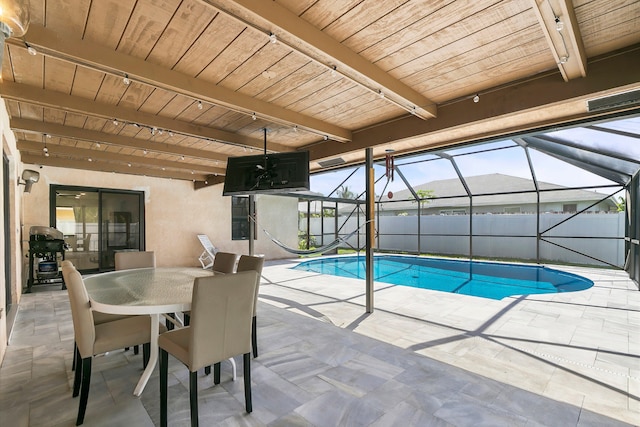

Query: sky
<box><xmin>309</xmin><ymin>135</ymin><xmax>628</xmax><ymax>198</ymax></box>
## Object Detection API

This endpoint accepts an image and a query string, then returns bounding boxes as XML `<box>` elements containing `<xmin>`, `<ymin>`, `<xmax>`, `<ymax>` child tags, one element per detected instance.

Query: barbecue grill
<box><xmin>26</xmin><ymin>226</ymin><xmax>66</xmax><ymax>293</ymax></box>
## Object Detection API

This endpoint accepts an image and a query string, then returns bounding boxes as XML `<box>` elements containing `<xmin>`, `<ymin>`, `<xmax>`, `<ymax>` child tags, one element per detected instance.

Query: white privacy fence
<box><xmin>301</xmin><ymin>212</ymin><xmax>626</xmax><ymax>267</ymax></box>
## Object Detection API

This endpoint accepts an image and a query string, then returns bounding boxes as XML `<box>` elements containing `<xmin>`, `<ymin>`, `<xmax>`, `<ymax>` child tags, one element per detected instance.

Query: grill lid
<box><xmin>29</xmin><ymin>226</ymin><xmax>63</xmax><ymax>240</ymax></box>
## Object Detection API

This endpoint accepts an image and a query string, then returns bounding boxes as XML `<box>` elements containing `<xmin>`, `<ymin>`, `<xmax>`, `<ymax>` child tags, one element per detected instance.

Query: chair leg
<box><xmin>134</xmin><ymin>345</ymin><xmax>139</xmax><ymax>355</ymax></box>
<box><xmin>243</xmin><ymin>353</ymin><xmax>252</xmax><ymax>413</ymax></box>
<box><xmin>160</xmin><ymin>349</ymin><xmax>168</xmax><ymax>427</ymax></box>
<box><xmin>252</xmin><ymin>316</ymin><xmax>258</xmax><ymax>358</ymax></box>
<box><xmin>189</xmin><ymin>370</ymin><xmax>199</xmax><ymax>427</ymax></box>
<box><xmin>143</xmin><ymin>343</ymin><xmax>150</xmax><ymax>369</ymax></box>
<box><xmin>72</xmin><ymin>347</ymin><xmax>82</xmax><ymax>397</ymax></box>
<box><xmin>72</xmin><ymin>341</ymin><xmax>77</xmax><ymax>371</ymax></box>
<box><xmin>213</xmin><ymin>362</ymin><xmax>221</xmax><ymax>385</ymax></box>
<box><xmin>165</xmin><ymin>313</ymin><xmax>175</xmax><ymax>331</ymax></box>
<box><xmin>204</xmin><ymin>365</ymin><xmax>211</xmax><ymax>376</ymax></box>
<box><xmin>76</xmin><ymin>357</ymin><xmax>92</xmax><ymax>425</ymax></box>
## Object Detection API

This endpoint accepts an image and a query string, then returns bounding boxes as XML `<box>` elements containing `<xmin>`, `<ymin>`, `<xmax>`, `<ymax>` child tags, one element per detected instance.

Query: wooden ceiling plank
<box><xmin>6</xmin><ymin>45</ymin><xmax>44</xmax><ymax>85</ymax></box>
<box><xmin>378</xmin><ymin>5</ymin><xmax>534</xmax><ymax>77</ymax></box>
<box><xmin>298</xmin><ymin>0</ymin><xmax>362</xmax><ymax>30</ymax></box>
<box><xmin>83</xmin><ymin>0</ymin><xmax>138</xmax><ymax>48</ymax></box>
<box><xmin>146</xmin><ymin>1</ymin><xmax>215</xmax><ymax>69</ymax></box>
<box><xmin>139</xmin><ymin>90</ymin><xmax>178</xmax><ymax>116</ymax></box>
<box><xmin>18</xmin><ymin>140</ymin><xmax>224</xmax><ymax>174</ymax></box>
<box><xmin>118</xmin><ymin>81</ymin><xmax>157</xmax><ymax>111</ymax></box>
<box><xmin>43</xmin><ymin>58</ymin><xmax>76</xmax><ymax>94</ymax></box>
<box><xmin>221</xmin><ymin>44</ymin><xmax>291</xmax><ymax>92</ymax></box>
<box><xmin>201</xmin><ymin>0</ymin><xmax>436</xmax><ymax>119</ymax></box>
<box><xmin>16</xmin><ymin>24</ymin><xmax>351</xmax><ymax>142</ymax></box>
<box><xmin>116</xmin><ymin>0</ymin><xmax>182</xmax><ymax>58</ymax></box>
<box><xmin>358</xmin><ymin>0</ymin><xmax>488</xmax><ymax>63</ymax></box>
<box><xmin>21</xmin><ymin>153</ymin><xmax>208</xmax><ymax>181</ymax></box>
<box><xmin>401</xmin><ymin>25</ymin><xmax>544</xmax><ymax>88</ymax></box>
<box><xmin>11</xmin><ymin>118</ymin><xmax>230</xmax><ymax>163</ymax></box>
<box><xmin>0</xmin><ymin>82</ymin><xmax>290</xmax><ymax>152</ymax></box>
<box><xmin>44</xmin><ymin>0</ymin><xmax>91</xmax><ymax>39</ymax></box>
<box><xmin>321</xmin><ymin>0</ymin><xmax>408</xmax><ymax>44</ymax></box>
<box><xmin>173</xmin><ymin>14</ymin><xmax>246</xmax><ymax>78</ymax></box>
<box><xmin>70</xmin><ymin>67</ymin><xmax>106</xmax><ymax>99</ymax></box>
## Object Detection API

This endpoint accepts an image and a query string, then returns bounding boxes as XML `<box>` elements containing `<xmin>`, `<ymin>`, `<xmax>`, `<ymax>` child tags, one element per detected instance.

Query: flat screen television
<box><xmin>222</xmin><ymin>151</ymin><xmax>310</xmax><ymax>195</ymax></box>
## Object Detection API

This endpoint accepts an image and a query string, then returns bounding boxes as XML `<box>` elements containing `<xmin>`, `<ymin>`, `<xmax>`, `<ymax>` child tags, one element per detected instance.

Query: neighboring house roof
<box><xmin>379</xmin><ymin>173</ymin><xmax>616</xmax><ymax>211</ymax></box>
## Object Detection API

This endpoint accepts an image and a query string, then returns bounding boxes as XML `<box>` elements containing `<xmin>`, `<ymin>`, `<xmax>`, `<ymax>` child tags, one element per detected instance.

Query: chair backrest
<box><xmin>211</xmin><ymin>252</ymin><xmax>238</xmax><ymax>274</ymax></box>
<box><xmin>236</xmin><ymin>255</ymin><xmax>264</xmax><ymax>315</ymax></box>
<box><xmin>115</xmin><ymin>251</ymin><xmax>156</xmax><ymax>270</ymax></box>
<box><xmin>62</xmin><ymin>267</ymin><xmax>96</xmax><ymax>358</ymax></box>
<box><xmin>189</xmin><ymin>271</ymin><xmax>258</xmax><ymax>370</ymax></box>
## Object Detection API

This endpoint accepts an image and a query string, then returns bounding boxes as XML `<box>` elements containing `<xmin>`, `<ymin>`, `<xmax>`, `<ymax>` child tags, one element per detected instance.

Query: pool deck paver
<box><xmin>259</xmin><ymin>258</ymin><xmax>640</xmax><ymax>426</ymax></box>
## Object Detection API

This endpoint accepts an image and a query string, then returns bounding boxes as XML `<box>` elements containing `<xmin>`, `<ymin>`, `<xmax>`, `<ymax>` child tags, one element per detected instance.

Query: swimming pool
<box><xmin>293</xmin><ymin>255</ymin><xmax>593</xmax><ymax>300</ymax></box>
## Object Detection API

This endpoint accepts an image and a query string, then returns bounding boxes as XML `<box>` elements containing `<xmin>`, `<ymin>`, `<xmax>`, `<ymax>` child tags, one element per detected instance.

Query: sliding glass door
<box><xmin>51</xmin><ymin>186</ymin><xmax>145</xmax><ymax>272</ymax></box>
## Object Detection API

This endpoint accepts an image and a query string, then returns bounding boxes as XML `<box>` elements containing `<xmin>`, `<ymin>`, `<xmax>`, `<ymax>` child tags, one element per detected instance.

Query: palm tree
<box><xmin>337</xmin><ymin>185</ymin><xmax>356</xmax><ymax>199</ymax></box>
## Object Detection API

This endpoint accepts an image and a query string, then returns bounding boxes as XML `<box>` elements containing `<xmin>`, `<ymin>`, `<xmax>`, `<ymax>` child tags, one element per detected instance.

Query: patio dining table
<box><xmin>84</xmin><ymin>267</ymin><xmax>213</xmax><ymax>396</ymax></box>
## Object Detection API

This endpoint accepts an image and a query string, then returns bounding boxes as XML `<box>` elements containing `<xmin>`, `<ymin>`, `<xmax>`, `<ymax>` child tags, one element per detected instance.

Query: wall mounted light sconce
<box><xmin>18</xmin><ymin>168</ymin><xmax>40</xmax><ymax>193</ymax></box>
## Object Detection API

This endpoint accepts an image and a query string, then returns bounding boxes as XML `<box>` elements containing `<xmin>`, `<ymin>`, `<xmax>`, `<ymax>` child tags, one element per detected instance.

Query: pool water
<box><xmin>293</xmin><ymin>255</ymin><xmax>593</xmax><ymax>300</ymax></box>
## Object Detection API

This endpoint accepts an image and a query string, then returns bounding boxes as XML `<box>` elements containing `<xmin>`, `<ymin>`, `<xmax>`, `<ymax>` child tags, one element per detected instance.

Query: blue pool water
<box><xmin>293</xmin><ymin>255</ymin><xmax>593</xmax><ymax>300</ymax></box>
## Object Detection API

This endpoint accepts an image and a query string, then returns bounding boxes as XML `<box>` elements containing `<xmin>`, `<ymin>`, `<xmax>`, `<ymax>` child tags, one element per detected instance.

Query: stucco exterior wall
<box><xmin>21</xmin><ymin>167</ymin><xmax>297</xmax><ymax>272</ymax></box>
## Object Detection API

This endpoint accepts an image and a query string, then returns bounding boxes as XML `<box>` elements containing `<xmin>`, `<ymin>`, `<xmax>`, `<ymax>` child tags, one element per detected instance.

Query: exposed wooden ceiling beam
<box><xmin>201</xmin><ymin>0</ymin><xmax>437</xmax><ymax>119</ymax></box>
<box><xmin>13</xmin><ymin>24</ymin><xmax>352</xmax><ymax>142</ymax></box>
<box><xmin>21</xmin><ymin>154</ymin><xmax>208</xmax><ymax>181</ymax></box>
<box><xmin>0</xmin><ymin>81</ymin><xmax>290</xmax><ymax>153</ymax></box>
<box><xmin>17</xmin><ymin>140</ymin><xmax>224</xmax><ymax>175</ymax></box>
<box><xmin>11</xmin><ymin>118</ymin><xmax>229</xmax><ymax>164</ymax></box>
<box><xmin>530</xmin><ymin>0</ymin><xmax>587</xmax><ymax>81</ymax></box>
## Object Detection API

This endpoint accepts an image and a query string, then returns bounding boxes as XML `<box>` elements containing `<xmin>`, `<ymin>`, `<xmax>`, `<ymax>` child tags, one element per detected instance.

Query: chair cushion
<box><xmin>158</xmin><ymin>328</ymin><xmax>191</xmax><ymax>368</ymax></box>
<box><xmin>93</xmin><ymin>316</ymin><xmax>167</xmax><ymax>356</ymax></box>
<box><xmin>93</xmin><ymin>311</ymin><xmax>129</xmax><ymax>324</ymax></box>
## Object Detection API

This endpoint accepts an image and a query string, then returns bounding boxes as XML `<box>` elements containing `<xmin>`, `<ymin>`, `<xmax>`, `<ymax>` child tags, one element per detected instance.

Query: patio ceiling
<box><xmin>1</xmin><ymin>0</ymin><xmax>639</xmax><ymax>187</ymax></box>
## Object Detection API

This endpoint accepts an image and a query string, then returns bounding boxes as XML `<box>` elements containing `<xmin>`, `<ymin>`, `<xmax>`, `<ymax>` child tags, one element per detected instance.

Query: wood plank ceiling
<box><xmin>1</xmin><ymin>0</ymin><xmax>639</xmax><ymax>187</ymax></box>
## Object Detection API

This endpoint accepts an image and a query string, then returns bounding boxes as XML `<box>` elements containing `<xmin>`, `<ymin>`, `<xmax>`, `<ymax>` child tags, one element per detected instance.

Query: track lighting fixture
<box><xmin>180</xmin><ymin>155</ymin><xmax>185</xmax><ymax>160</ymax></box>
<box><xmin>168</xmin><ymin>131</ymin><xmax>174</xmax><ymax>137</ymax></box>
<box><xmin>123</xmin><ymin>74</ymin><xmax>130</xmax><ymax>85</ymax></box>
<box><xmin>330</xmin><ymin>65</ymin><xmax>337</xmax><ymax>77</ymax></box>
<box><xmin>555</xmin><ymin>16</ymin><xmax>564</xmax><ymax>31</ymax></box>
<box><xmin>112</xmin><ymin>119</ymin><xmax>119</xmax><ymax>126</ymax></box>
<box><xmin>323</xmin><ymin>135</ymin><xmax>328</xmax><ymax>141</ymax></box>
<box><xmin>378</xmin><ymin>90</ymin><xmax>385</xmax><ymax>99</ymax></box>
<box><xmin>559</xmin><ymin>56</ymin><xmax>568</xmax><ymax>64</ymax></box>
<box><xmin>88</xmin><ymin>158</ymin><xmax>92</xmax><ymax>162</ymax></box>
<box><xmin>197</xmin><ymin>100</ymin><xmax>203</xmax><ymax>110</ymax></box>
<box><xmin>293</xmin><ymin>125</ymin><xmax>298</xmax><ymax>133</ymax></box>
<box><xmin>269</xmin><ymin>32</ymin><xmax>277</xmax><ymax>44</ymax></box>
<box><xmin>127</xmin><ymin>163</ymin><xmax>131</xmax><ymax>167</ymax></box>
<box><xmin>252</xmin><ymin>112</ymin><xmax>257</xmax><ymax>121</ymax></box>
<box><xmin>473</xmin><ymin>94</ymin><xmax>480</xmax><ymax>103</ymax></box>
<box><xmin>143</xmin><ymin>149</ymin><xmax>148</xmax><ymax>155</ymax></box>
<box><xmin>95</xmin><ymin>143</ymin><xmax>101</xmax><ymax>148</ymax></box>
<box><xmin>24</xmin><ymin>42</ymin><xmax>36</xmax><ymax>55</ymax></box>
